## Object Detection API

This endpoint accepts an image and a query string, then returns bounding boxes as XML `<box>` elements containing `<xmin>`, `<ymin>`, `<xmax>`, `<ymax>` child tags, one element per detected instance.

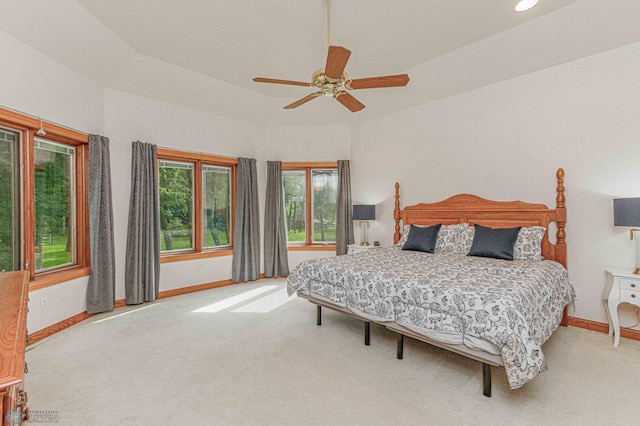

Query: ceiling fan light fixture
<box><xmin>252</xmin><ymin>1</ymin><xmax>409</xmax><ymax>112</ymax></box>
<box><xmin>515</xmin><ymin>0</ymin><xmax>538</xmax><ymax>12</ymax></box>
<box><xmin>312</xmin><ymin>68</ymin><xmax>348</xmax><ymax>97</ymax></box>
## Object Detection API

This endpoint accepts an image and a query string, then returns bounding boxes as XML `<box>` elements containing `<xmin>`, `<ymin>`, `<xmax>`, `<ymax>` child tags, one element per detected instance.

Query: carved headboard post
<box><xmin>394</xmin><ymin>182</ymin><xmax>401</xmax><ymax>244</ymax></box>
<box><xmin>555</xmin><ymin>168</ymin><xmax>567</xmax><ymax>268</ymax></box>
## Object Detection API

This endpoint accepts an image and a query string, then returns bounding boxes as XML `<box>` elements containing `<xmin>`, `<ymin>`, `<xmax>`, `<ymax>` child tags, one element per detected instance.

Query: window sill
<box><xmin>287</xmin><ymin>245</ymin><xmax>336</xmax><ymax>252</ymax></box>
<box><xmin>160</xmin><ymin>248</ymin><xmax>233</xmax><ymax>263</ymax></box>
<box><xmin>29</xmin><ymin>267</ymin><xmax>91</xmax><ymax>291</ymax></box>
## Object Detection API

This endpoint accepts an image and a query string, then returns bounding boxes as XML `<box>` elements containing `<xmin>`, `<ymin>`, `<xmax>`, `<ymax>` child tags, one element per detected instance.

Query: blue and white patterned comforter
<box><xmin>287</xmin><ymin>247</ymin><xmax>574</xmax><ymax>389</ymax></box>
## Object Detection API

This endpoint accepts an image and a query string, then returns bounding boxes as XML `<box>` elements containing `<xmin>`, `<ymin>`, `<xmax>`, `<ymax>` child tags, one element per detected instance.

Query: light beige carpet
<box><xmin>25</xmin><ymin>279</ymin><xmax>640</xmax><ymax>425</ymax></box>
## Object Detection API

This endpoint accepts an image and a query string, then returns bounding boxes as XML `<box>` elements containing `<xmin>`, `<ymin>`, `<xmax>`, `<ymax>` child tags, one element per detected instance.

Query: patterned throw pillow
<box><xmin>459</xmin><ymin>225</ymin><xmax>476</xmax><ymax>254</ymax></box>
<box><xmin>514</xmin><ymin>226</ymin><xmax>546</xmax><ymax>261</ymax></box>
<box><xmin>395</xmin><ymin>224</ymin><xmax>412</xmax><ymax>247</ymax></box>
<box><xmin>435</xmin><ymin>223</ymin><xmax>470</xmax><ymax>253</ymax></box>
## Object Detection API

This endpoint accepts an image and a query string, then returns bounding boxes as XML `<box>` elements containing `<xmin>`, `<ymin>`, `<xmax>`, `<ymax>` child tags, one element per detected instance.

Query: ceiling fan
<box><xmin>252</xmin><ymin>1</ymin><xmax>409</xmax><ymax>112</ymax></box>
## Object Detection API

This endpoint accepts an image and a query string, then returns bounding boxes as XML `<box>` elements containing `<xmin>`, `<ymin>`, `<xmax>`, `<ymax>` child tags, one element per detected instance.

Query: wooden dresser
<box><xmin>0</xmin><ymin>271</ymin><xmax>29</xmax><ymax>425</ymax></box>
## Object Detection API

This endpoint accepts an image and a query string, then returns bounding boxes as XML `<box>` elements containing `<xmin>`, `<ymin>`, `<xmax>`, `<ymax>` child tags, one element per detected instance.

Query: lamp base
<box><xmin>359</xmin><ymin>221</ymin><xmax>371</xmax><ymax>247</ymax></box>
<box><xmin>633</xmin><ymin>229</ymin><xmax>640</xmax><ymax>275</ymax></box>
<box><xmin>360</xmin><ymin>242</ymin><xmax>370</xmax><ymax>246</ymax></box>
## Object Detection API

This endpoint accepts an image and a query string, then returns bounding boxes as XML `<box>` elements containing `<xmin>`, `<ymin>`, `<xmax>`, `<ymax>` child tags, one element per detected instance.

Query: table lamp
<box><xmin>353</xmin><ymin>205</ymin><xmax>375</xmax><ymax>246</ymax></box>
<box><xmin>613</xmin><ymin>197</ymin><xmax>640</xmax><ymax>274</ymax></box>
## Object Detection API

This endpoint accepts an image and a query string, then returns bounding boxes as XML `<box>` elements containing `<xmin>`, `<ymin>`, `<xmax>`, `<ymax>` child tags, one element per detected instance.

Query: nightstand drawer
<box><xmin>620</xmin><ymin>288</ymin><xmax>640</xmax><ymax>305</ymax></box>
<box><xmin>620</xmin><ymin>278</ymin><xmax>640</xmax><ymax>291</ymax></box>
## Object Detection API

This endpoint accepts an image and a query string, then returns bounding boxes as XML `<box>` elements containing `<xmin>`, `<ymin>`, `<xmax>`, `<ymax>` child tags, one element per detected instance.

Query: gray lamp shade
<box><xmin>613</xmin><ymin>198</ymin><xmax>640</xmax><ymax>226</ymax></box>
<box><xmin>353</xmin><ymin>205</ymin><xmax>375</xmax><ymax>221</ymax></box>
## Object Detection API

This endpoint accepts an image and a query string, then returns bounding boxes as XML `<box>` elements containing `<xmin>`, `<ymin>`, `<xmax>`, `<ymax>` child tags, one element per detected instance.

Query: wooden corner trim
<box><xmin>27</xmin><ymin>311</ymin><xmax>92</xmax><ymax>346</ymax></box>
<box><xmin>568</xmin><ymin>316</ymin><xmax>640</xmax><ymax>341</ymax></box>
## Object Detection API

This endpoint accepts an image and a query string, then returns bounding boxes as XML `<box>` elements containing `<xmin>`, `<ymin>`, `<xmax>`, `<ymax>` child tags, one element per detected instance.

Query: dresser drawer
<box><xmin>619</xmin><ymin>278</ymin><xmax>640</xmax><ymax>291</ymax></box>
<box><xmin>620</xmin><ymin>288</ymin><xmax>640</xmax><ymax>305</ymax></box>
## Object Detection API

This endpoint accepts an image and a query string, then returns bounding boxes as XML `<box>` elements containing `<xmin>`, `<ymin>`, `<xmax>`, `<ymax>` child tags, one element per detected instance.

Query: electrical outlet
<box><xmin>199</xmin><ymin>264</ymin><xmax>204</xmax><ymax>273</ymax></box>
<box><xmin>40</xmin><ymin>296</ymin><xmax>48</xmax><ymax>310</ymax></box>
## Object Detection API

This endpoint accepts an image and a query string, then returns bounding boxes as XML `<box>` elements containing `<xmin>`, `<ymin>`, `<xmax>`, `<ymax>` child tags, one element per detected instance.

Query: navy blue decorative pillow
<box><xmin>468</xmin><ymin>224</ymin><xmax>521</xmax><ymax>260</ymax></box>
<box><xmin>402</xmin><ymin>224</ymin><xmax>442</xmax><ymax>253</ymax></box>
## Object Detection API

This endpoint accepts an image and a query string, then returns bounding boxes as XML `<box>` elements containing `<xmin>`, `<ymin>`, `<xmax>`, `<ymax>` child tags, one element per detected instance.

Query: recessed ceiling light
<box><xmin>515</xmin><ymin>0</ymin><xmax>539</xmax><ymax>12</ymax></box>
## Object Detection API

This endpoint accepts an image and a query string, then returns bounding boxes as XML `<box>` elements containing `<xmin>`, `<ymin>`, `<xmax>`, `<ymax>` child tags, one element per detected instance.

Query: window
<box><xmin>282</xmin><ymin>162</ymin><xmax>338</xmax><ymax>248</ymax></box>
<box><xmin>159</xmin><ymin>160</ymin><xmax>194</xmax><ymax>252</ymax></box>
<box><xmin>157</xmin><ymin>149</ymin><xmax>235</xmax><ymax>262</ymax></box>
<box><xmin>0</xmin><ymin>107</ymin><xmax>89</xmax><ymax>288</ymax></box>
<box><xmin>0</xmin><ymin>128</ymin><xmax>20</xmax><ymax>272</ymax></box>
<box><xmin>311</xmin><ymin>169</ymin><xmax>338</xmax><ymax>243</ymax></box>
<box><xmin>202</xmin><ymin>165</ymin><xmax>232</xmax><ymax>248</ymax></box>
<box><xmin>34</xmin><ymin>139</ymin><xmax>77</xmax><ymax>271</ymax></box>
<box><xmin>282</xmin><ymin>170</ymin><xmax>306</xmax><ymax>243</ymax></box>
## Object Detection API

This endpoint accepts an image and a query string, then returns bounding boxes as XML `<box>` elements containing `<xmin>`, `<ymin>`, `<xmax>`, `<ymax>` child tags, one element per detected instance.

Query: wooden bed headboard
<box><xmin>393</xmin><ymin>168</ymin><xmax>567</xmax><ymax>268</ymax></box>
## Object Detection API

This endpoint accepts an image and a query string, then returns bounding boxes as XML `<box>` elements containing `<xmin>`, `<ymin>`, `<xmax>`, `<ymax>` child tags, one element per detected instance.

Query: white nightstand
<box><xmin>605</xmin><ymin>268</ymin><xmax>640</xmax><ymax>347</ymax></box>
<box><xmin>347</xmin><ymin>244</ymin><xmax>384</xmax><ymax>255</ymax></box>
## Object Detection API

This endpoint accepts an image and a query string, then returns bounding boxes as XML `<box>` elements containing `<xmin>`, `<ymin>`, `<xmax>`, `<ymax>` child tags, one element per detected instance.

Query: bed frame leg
<box><xmin>397</xmin><ymin>334</ymin><xmax>404</xmax><ymax>359</ymax></box>
<box><xmin>317</xmin><ymin>305</ymin><xmax>322</xmax><ymax>326</ymax></box>
<box><xmin>364</xmin><ymin>321</ymin><xmax>370</xmax><ymax>346</ymax></box>
<box><xmin>482</xmin><ymin>363</ymin><xmax>492</xmax><ymax>397</ymax></box>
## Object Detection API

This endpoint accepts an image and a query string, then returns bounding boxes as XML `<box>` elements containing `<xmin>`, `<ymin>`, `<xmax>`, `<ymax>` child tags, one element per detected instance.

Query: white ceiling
<box><xmin>1</xmin><ymin>0</ymin><xmax>640</xmax><ymax>125</ymax></box>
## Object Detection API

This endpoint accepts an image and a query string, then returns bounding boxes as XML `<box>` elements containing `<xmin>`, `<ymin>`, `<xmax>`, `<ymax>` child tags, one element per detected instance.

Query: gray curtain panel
<box><xmin>125</xmin><ymin>141</ymin><xmax>161</xmax><ymax>304</ymax></box>
<box><xmin>264</xmin><ymin>161</ymin><xmax>289</xmax><ymax>277</ymax></box>
<box><xmin>86</xmin><ymin>135</ymin><xmax>116</xmax><ymax>314</ymax></box>
<box><xmin>336</xmin><ymin>160</ymin><xmax>355</xmax><ymax>255</ymax></box>
<box><xmin>232</xmin><ymin>158</ymin><xmax>261</xmax><ymax>282</ymax></box>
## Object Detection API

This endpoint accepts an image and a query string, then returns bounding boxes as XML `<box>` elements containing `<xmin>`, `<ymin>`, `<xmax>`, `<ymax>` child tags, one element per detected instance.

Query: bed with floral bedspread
<box><xmin>287</xmin><ymin>246</ymin><xmax>573</xmax><ymax>390</ymax></box>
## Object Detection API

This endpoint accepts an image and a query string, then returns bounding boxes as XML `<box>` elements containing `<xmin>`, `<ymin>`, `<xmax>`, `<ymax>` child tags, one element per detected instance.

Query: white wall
<box><xmin>265</xmin><ymin>125</ymin><xmax>350</xmax><ymax>162</ymax></box>
<box><xmin>104</xmin><ymin>89</ymin><xmax>265</xmax><ymax>298</ymax></box>
<box><xmin>0</xmin><ymin>30</ymin><xmax>106</xmax><ymax>333</ymax></box>
<box><xmin>0</xmin><ymin>31</ymin><xmax>105</xmax><ymax>134</ymax></box>
<box><xmin>351</xmin><ymin>41</ymin><xmax>640</xmax><ymax>328</ymax></box>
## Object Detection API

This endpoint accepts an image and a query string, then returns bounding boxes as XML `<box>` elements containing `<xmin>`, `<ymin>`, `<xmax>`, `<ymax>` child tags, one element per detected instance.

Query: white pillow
<box><xmin>514</xmin><ymin>226</ymin><xmax>546</xmax><ymax>261</ymax></box>
<box><xmin>435</xmin><ymin>223</ymin><xmax>470</xmax><ymax>253</ymax></box>
<box><xmin>395</xmin><ymin>224</ymin><xmax>412</xmax><ymax>247</ymax></box>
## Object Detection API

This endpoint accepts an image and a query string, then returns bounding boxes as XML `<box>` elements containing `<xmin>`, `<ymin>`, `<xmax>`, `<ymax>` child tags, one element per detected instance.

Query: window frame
<box><xmin>156</xmin><ymin>148</ymin><xmax>236</xmax><ymax>263</ymax></box>
<box><xmin>282</xmin><ymin>161</ymin><xmax>338</xmax><ymax>251</ymax></box>
<box><xmin>0</xmin><ymin>107</ymin><xmax>90</xmax><ymax>290</ymax></box>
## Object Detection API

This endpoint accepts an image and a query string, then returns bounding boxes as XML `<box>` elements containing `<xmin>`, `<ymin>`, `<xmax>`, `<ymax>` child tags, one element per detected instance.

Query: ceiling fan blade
<box><xmin>335</xmin><ymin>92</ymin><xmax>365</xmax><ymax>112</ymax></box>
<box><xmin>283</xmin><ymin>92</ymin><xmax>322</xmax><ymax>109</ymax></box>
<box><xmin>253</xmin><ymin>77</ymin><xmax>312</xmax><ymax>87</ymax></box>
<box><xmin>324</xmin><ymin>46</ymin><xmax>351</xmax><ymax>80</ymax></box>
<box><xmin>346</xmin><ymin>74</ymin><xmax>410</xmax><ymax>90</ymax></box>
